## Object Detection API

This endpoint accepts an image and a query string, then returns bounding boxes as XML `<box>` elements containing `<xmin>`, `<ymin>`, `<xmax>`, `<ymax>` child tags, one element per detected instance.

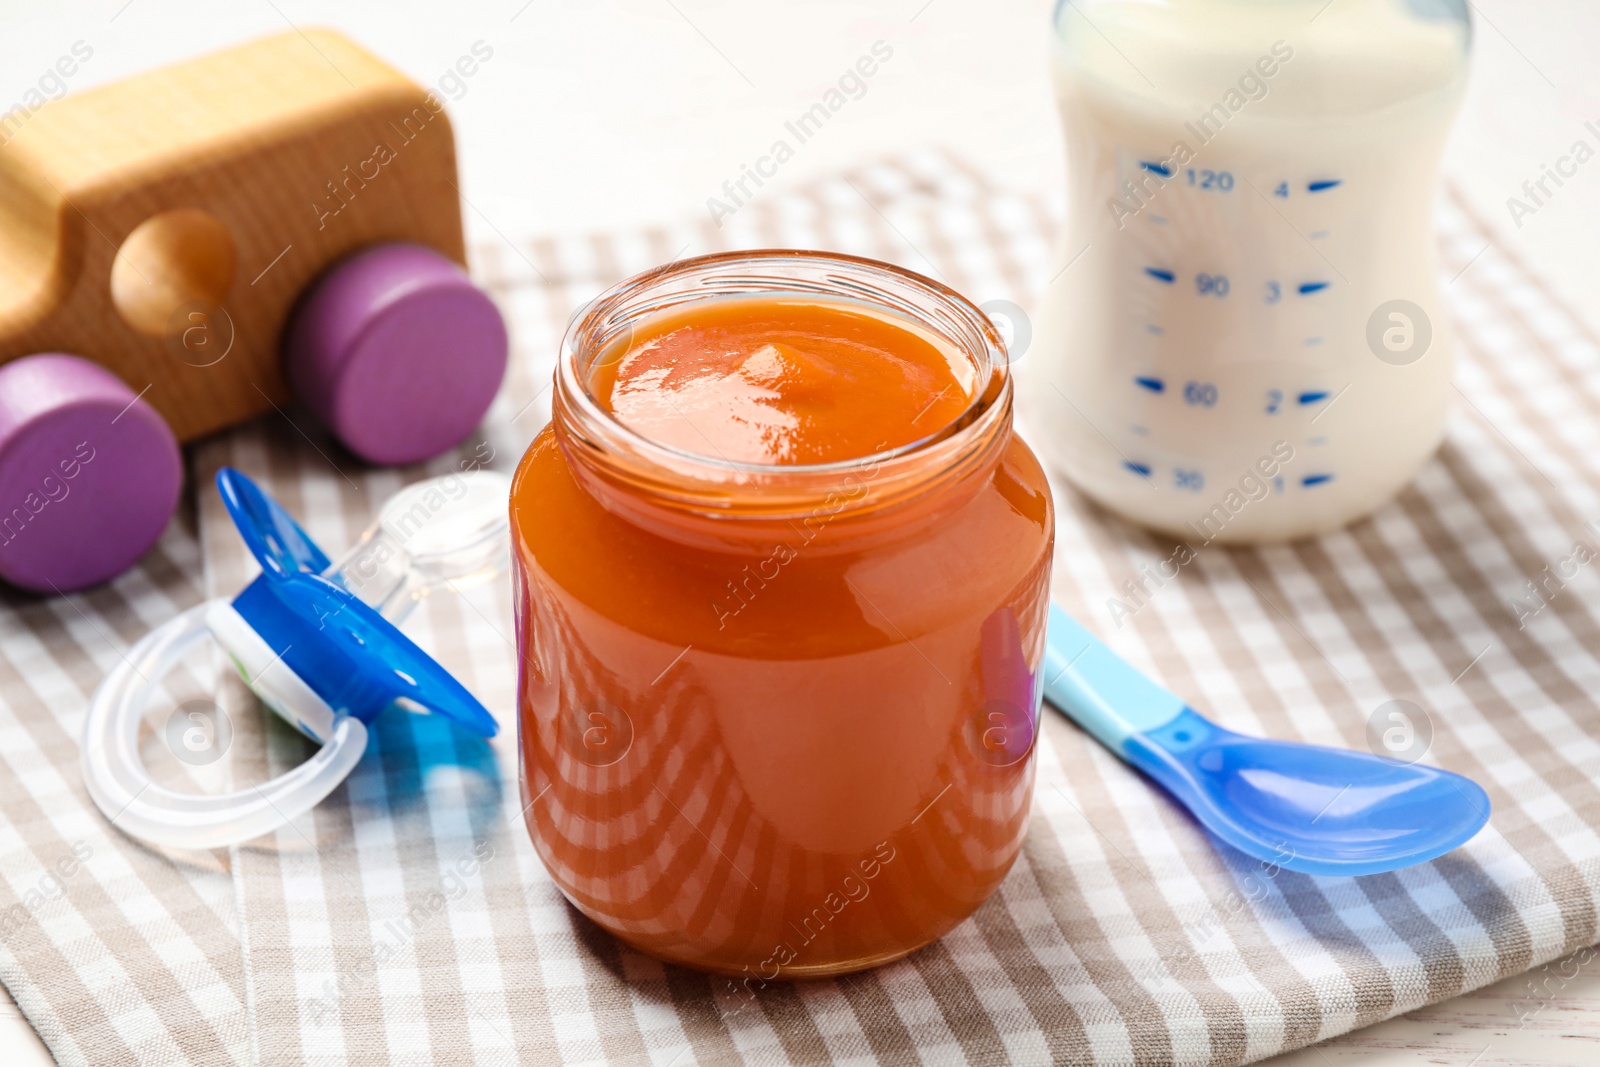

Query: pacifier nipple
<box><xmin>326</xmin><ymin>468</ymin><xmax>511</xmax><ymax>624</ymax></box>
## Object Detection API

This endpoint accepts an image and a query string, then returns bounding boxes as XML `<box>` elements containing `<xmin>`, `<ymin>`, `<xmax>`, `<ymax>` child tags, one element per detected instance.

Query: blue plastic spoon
<box><xmin>1041</xmin><ymin>604</ymin><xmax>1491</xmax><ymax>876</ymax></box>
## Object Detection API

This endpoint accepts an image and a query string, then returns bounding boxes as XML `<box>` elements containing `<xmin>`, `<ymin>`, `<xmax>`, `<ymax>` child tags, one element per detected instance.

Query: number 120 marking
<box><xmin>1187</xmin><ymin>169</ymin><xmax>1234</xmax><ymax>191</ymax></box>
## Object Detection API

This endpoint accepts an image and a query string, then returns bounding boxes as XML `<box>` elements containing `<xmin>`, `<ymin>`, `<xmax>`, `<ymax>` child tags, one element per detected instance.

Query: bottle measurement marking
<box><xmin>1142</xmin><ymin>268</ymin><xmax>1322</xmax><ymax>298</ymax></box>
<box><xmin>1186</xmin><ymin>168</ymin><xmax>1234</xmax><ymax>190</ymax></box>
<box><xmin>1117</xmin><ymin>462</ymin><xmax>1336</xmax><ymax>489</ymax></box>
<box><xmin>1130</xmin><ymin>169</ymin><xmax>1340</xmax><ymax>494</ymax></box>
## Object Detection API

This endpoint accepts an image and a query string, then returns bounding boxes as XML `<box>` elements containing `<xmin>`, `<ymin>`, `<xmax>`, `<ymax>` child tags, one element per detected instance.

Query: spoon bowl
<box><xmin>1043</xmin><ymin>604</ymin><xmax>1491</xmax><ymax>876</ymax></box>
<box><xmin>1124</xmin><ymin>708</ymin><xmax>1491</xmax><ymax>876</ymax></box>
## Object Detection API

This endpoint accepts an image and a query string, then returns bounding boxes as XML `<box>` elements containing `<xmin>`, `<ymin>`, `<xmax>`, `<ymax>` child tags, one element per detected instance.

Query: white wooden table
<box><xmin>1</xmin><ymin>1</ymin><xmax>1595</xmax><ymax>1062</ymax></box>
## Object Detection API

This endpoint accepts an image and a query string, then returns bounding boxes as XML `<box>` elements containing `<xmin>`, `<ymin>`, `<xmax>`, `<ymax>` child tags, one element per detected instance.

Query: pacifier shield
<box><xmin>217</xmin><ymin>466</ymin><xmax>330</xmax><ymax>577</ymax></box>
<box><xmin>218</xmin><ymin>467</ymin><xmax>498</xmax><ymax>738</ymax></box>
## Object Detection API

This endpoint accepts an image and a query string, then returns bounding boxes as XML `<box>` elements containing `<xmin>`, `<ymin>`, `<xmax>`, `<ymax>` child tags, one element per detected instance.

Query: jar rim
<box><xmin>553</xmin><ymin>249</ymin><xmax>1012</xmax><ymax>506</ymax></box>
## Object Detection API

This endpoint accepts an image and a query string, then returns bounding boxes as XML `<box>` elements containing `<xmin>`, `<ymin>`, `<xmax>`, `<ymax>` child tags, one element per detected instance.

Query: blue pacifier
<box><xmin>1042</xmin><ymin>603</ymin><xmax>1491</xmax><ymax>876</ymax></box>
<box><xmin>83</xmin><ymin>467</ymin><xmax>509</xmax><ymax>849</ymax></box>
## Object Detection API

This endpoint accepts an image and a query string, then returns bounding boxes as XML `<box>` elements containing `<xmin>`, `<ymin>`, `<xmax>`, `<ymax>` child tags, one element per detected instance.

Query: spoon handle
<box><xmin>1041</xmin><ymin>603</ymin><xmax>1188</xmax><ymax>755</ymax></box>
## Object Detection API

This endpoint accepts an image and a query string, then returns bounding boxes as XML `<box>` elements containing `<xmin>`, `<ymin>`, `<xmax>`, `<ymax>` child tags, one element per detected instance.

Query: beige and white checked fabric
<box><xmin>2</xmin><ymin>149</ymin><xmax>1599</xmax><ymax>1065</ymax></box>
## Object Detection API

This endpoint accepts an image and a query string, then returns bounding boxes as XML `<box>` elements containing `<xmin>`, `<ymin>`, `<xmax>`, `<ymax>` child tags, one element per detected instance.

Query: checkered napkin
<box><xmin>2</xmin><ymin>149</ymin><xmax>1599</xmax><ymax>1066</ymax></box>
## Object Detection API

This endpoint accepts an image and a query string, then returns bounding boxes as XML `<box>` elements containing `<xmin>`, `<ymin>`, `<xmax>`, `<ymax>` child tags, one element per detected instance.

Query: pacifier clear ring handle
<box><xmin>81</xmin><ymin>599</ymin><xmax>369</xmax><ymax>850</ymax></box>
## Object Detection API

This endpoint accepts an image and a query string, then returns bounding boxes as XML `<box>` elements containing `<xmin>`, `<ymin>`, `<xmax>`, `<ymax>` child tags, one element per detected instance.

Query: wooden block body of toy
<box><xmin>0</xmin><ymin>30</ymin><xmax>508</xmax><ymax>593</ymax></box>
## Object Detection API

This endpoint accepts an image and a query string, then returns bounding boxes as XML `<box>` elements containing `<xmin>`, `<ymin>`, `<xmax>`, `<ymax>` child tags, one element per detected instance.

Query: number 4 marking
<box><xmin>1274</xmin><ymin>182</ymin><xmax>1289</xmax><ymax>198</ymax></box>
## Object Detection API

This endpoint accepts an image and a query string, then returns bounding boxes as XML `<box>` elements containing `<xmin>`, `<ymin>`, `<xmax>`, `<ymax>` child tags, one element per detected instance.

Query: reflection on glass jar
<box><xmin>512</xmin><ymin>250</ymin><xmax>1054</xmax><ymax>978</ymax></box>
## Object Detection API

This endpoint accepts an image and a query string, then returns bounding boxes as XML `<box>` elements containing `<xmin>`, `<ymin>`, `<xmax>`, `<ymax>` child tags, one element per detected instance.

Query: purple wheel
<box><xmin>0</xmin><ymin>354</ymin><xmax>183</xmax><ymax>593</ymax></box>
<box><xmin>284</xmin><ymin>243</ymin><xmax>508</xmax><ymax>466</ymax></box>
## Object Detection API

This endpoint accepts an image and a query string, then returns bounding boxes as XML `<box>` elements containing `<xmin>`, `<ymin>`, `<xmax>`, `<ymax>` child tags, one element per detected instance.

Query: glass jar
<box><xmin>1023</xmin><ymin>0</ymin><xmax>1471</xmax><ymax>541</ymax></box>
<box><xmin>511</xmin><ymin>250</ymin><xmax>1054</xmax><ymax>979</ymax></box>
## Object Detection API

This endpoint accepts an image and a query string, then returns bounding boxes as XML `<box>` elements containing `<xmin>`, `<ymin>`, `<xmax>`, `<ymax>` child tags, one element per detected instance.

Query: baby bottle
<box><xmin>1023</xmin><ymin>0</ymin><xmax>1471</xmax><ymax>542</ymax></box>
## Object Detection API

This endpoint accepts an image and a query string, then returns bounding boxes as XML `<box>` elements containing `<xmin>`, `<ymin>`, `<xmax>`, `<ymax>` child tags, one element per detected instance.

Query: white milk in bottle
<box><xmin>1022</xmin><ymin>0</ymin><xmax>1471</xmax><ymax>542</ymax></box>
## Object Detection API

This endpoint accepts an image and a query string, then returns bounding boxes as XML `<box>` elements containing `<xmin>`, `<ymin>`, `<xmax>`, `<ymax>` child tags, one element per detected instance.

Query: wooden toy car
<box><xmin>0</xmin><ymin>29</ymin><xmax>507</xmax><ymax>593</ymax></box>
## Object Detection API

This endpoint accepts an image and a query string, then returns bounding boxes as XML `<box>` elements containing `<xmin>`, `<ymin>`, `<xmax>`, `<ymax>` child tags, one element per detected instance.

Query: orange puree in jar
<box><xmin>592</xmin><ymin>298</ymin><xmax>974</xmax><ymax>465</ymax></box>
<box><xmin>512</xmin><ymin>251</ymin><xmax>1053</xmax><ymax>983</ymax></box>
